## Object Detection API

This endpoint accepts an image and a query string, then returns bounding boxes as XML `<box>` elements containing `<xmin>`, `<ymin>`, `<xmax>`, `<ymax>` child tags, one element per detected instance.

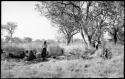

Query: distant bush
<box><xmin>47</xmin><ymin>40</ymin><xmax>58</xmax><ymax>45</ymax></box>
<box><xmin>33</xmin><ymin>39</ymin><xmax>43</xmax><ymax>43</ymax></box>
<box><xmin>2</xmin><ymin>46</ymin><xmax>26</xmax><ymax>59</ymax></box>
<box><xmin>3</xmin><ymin>46</ymin><xmax>25</xmax><ymax>53</ymax></box>
<box><xmin>12</xmin><ymin>37</ymin><xmax>24</xmax><ymax>44</ymax></box>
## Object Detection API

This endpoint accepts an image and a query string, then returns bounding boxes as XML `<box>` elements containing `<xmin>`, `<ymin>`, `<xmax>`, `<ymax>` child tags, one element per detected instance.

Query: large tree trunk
<box><xmin>66</xmin><ymin>36</ymin><xmax>72</xmax><ymax>45</ymax></box>
<box><xmin>80</xmin><ymin>29</ymin><xmax>88</xmax><ymax>47</ymax></box>
<box><xmin>67</xmin><ymin>39</ymin><xmax>70</xmax><ymax>45</ymax></box>
<box><xmin>80</xmin><ymin>1</ymin><xmax>92</xmax><ymax>49</ymax></box>
<box><xmin>88</xmin><ymin>35</ymin><xmax>93</xmax><ymax>46</ymax></box>
<box><xmin>80</xmin><ymin>26</ymin><xmax>91</xmax><ymax>48</ymax></box>
<box><xmin>113</xmin><ymin>29</ymin><xmax>117</xmax><ymax>44</ymax></box>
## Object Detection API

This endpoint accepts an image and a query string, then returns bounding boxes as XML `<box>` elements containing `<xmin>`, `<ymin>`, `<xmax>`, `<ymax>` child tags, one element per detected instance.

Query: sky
<box><xmin>1</xmin><ymin>1</ymin><xmax>63</xmax><ymax>40</ymax></box>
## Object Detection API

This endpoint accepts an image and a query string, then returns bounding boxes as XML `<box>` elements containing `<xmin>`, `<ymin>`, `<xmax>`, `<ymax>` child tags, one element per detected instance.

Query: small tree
<box><xmin>2</xmin><ymin>22</ymin><xmax>17</xmax><ymax>46</ymax></box>
<box><xmin>4</xmin><ymin>35</ymin><xmax>11</xmax><ymax>43</ymax></box>
<box><xmin>35</xmin><ymin>1</ymin><xmax>79</xmax><ymax>45</ymax></box>
<box><xmin>58</xmin><ymin>22</ymin><xmax>79</xmax><ymax>45</ymax></box>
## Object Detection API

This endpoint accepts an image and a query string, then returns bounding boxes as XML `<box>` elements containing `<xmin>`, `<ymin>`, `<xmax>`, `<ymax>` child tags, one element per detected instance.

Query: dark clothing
<box><xmin>28</xmin><ymin>51</ymin><xmax>36</xmax><ymax>60</ymax></box>
<box><xmin>24</xmin><ymin>50</ymin><xmax>36</xmax><ymax>61</ymax></box>
<box><xmin>41</xmin><ymin>47</ymin><xmax>47</xmax><ymax>61</ymax></box>
<box><xmin>41</xmin><ymin>41</ymin><xmax>47</xmax><ymax>61</ymax></box>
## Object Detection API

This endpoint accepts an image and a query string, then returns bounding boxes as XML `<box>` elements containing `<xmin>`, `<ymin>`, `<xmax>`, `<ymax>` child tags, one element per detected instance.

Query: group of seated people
<box><xmin>24</xmin><ymin>41</ymin><xmax>48</xmax><ymax>61</ymax></box>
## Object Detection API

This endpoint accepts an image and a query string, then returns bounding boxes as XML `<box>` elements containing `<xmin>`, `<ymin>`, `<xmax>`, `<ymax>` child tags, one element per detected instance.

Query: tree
<box><xmin>58</xmin><ymin>21</ymin><xmax>79</xmax><ymax>45</ymax></box>
<box><xmin>87</xmin><ymin>1</ymin><xmax>112</xmax><ymax>49</ymax></box>
<box><xmin>35</xmin><ymin>1</ymin><xmax>124</xmax><ymax>48</ymax></box>
<box><xmin>24</xmin><ymin>37</ymin><xmax>32</xmax><ymax>43</ymax></box>
<box><xmin>2</xmin><ymin>22</ymin><xmax>17</xmax><ymax>46</ymax></box>
<box><xmin>56</xmin><ymin>33</ymin><xmax>66</xmax><ymax>43</ymax></box>
<box><xmin>4</xmin><ymin>35</ymin><xmax>11</xmax><ymax>43</ymax></box>
<box><xmin>35</xmin><ymin>1</ymin><xmax>79</xmax><ymax>45</ymax></box>
<box><xmin>102</xmin><ymin>1</ymin><xmax>124</xmax><ymax>44</ymax></box>
<box><xmin>56</xmin><ymin>34</ymin><xmax>62</xmax><ymax>43</ymax></box>
<box><xmin>84</xmin><ymin>1</ymin><xmax>124</xmax><ymax>49</ymax></box>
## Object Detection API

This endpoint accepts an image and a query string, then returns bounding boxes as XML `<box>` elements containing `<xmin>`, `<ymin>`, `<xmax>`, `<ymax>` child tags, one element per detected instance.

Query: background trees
<box><xmin>11</xmin><ymin>37</ymin><xmax>23</xmax><ymax>44</ymax></box>
<box><xmin>24</xmin><ymin>37</ymin><xmax>32</xmax><ymax>43</ymax></box>
<box><xmin>2</xmin><ymin>22</ymin><xmax>18</xmax><ymax>46</ymax></box>
<box><xmin>35</xmin><ymin>1</ymin><xmax>97</xmax><ymax>47</ymax></box>
<box><xmin>34</xmin><ymin>39</ymin><xmax>43</xmax><ymax>43</ymax></box>
<box><xmin>35</xmin><ymin>1</ymin><xmax>124</xmax><ymax>48</ymax></box>
<box><xmin>104</xmin><ymin>1</ymin><xmax>124</xmax><ymax>45</ymax></box>
<box><xmin>4</xmin><ymin>35</ymin><xmax>11</xmax><ymax>43</ymax></box>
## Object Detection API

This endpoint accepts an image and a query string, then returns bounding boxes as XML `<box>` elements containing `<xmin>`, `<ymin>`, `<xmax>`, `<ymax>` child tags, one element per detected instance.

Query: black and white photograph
<box><xmin>1</xmin><ymin>1</ymin><xmax>124</xmax><ymax>78</ymax></box>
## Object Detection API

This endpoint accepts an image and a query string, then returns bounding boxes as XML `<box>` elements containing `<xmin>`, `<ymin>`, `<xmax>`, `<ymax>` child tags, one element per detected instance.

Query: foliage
<box><xmin>12</xmin><ymin>37</ymin><xmax>23</xmax><ymax>44</ymax></box>
<box><xmin>33</xmin><ymin>39</ymin><xmax>43</xmax><ymax>43</ymax></box>
<box><xmin>2</xmin><ymin>22</ymin><xmax>18</xmax><ymax>43</ymax></box>
<box><xmin>99</xmin><ymin>1</ymin><xmax>124</xmax><ymax>44</ymax></box>
<box><xmin>4</xmin><ymin>35</ymin><xmax>11</xmax><ymax>43</ymax></box>
<box><xmin>35</xmin><ymin>1</ymin><xmax>80</xmax><ymax>45</ymax></box>
<box><xmin>35</xmin><ymin>1</ymin><xmax>124</xmax><ymax>48</ymax></box>
<box><xmin>24</xmin><ymin>37</ymin><xmax>32</xmax><ymax>43</ymax></box>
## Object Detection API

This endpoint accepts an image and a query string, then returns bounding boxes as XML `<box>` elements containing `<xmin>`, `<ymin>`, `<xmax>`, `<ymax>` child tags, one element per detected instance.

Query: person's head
<box><xmin>44</xmin><ymin>41</ymin><xmax>47</xmax><ymax>45</ymax></box>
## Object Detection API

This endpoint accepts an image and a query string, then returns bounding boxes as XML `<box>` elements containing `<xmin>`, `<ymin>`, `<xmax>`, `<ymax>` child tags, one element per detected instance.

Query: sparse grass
<box><xmin>1</xmin><ymin>42</ymin><xmax>124</xmax><ymax>78</ymax></box>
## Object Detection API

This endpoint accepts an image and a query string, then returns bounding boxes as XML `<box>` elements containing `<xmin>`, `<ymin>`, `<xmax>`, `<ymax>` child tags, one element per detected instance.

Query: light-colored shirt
<box><xmin>42</xmin><ymin>44</ymin><xmax>47</xmax><ymax>48</ymax></box>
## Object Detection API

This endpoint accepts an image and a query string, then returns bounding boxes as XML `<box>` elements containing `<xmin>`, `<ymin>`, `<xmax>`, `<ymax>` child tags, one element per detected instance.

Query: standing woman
<box><xmin>41</xmin><ymin>41</ymin><xmax>47</xmax><ymax>61</ymax></box>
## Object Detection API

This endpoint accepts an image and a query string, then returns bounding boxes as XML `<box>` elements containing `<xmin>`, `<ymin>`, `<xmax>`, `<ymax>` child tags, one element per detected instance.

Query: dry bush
<box><xmin>2</xmin><ymin>46</ymin><xmax>26</xmax><ymax>59</ymax></box>
<box><xmin>3</xmin><ymin>45</ymin><xmax>25</xmax><ymax>52</ymax></box>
